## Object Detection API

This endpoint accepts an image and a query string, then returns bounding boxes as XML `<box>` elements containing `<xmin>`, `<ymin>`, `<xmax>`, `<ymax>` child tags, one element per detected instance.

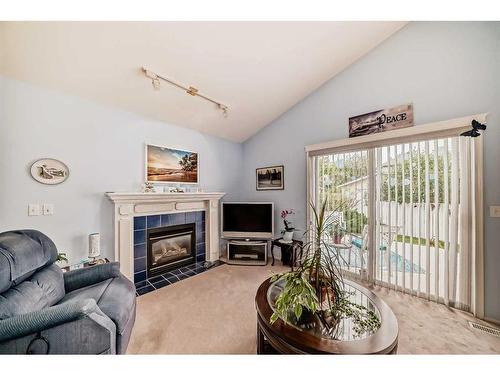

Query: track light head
<box><xmin>218</xmin><ymin>104</ymin><xmax>229</xmax><ymax>118</ymax></box>
<box><xmin>141</xmin><ymin>67</ymin><xmax>161</xmax><ymax>90</ymax></box>
<box><xmin>151</xmin><ymin>78</ymin><xmax>161</xmax><ymax>90</ymax></box>
<box><xmin>142</xmin><ymin>67</ymin><xmax>157</xmax><ymax>80</ymax></box>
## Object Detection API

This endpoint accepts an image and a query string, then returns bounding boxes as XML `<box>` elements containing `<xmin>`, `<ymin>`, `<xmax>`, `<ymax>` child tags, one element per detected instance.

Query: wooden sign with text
<box><xmin>349</xmin><ymin>103</ymin><xmax>414</xmax><ymax>138</ymax></box>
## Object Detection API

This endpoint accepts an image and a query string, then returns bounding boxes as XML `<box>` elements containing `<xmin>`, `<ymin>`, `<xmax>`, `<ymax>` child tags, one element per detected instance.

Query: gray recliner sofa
<box><xmin>0</xmin><ymin>230</ymin><xmax>136</xmax><ymax>354</ymax></box>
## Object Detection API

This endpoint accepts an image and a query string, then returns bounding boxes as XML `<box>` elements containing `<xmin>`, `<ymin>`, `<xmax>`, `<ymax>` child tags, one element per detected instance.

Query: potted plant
<box><xmin>280</xmin><ymin>209</ymin><xmax>295</xmax><ymax>242</ymax></box>
<box><xmin>55</xmin><ymin>252</ymin><xmax>68</xmax><ymax>267</ymax></box>
<box><xmin>270</xmin><ymin>271</ymin><xmax>319</xmax><ymax>325</ymax></box>
<box><xmin>270</xmin><ymin>198</ymin><xmax>381</xmax><ymax>337</ymax></box>
<box><xmin>332</xmin><ymin>225</ymin><xmax>343</xmax><ymax>244</ymax></box>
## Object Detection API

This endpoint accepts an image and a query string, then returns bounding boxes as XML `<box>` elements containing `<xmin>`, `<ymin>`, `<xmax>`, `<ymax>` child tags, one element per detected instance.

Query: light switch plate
<box><xmin>490</xmin><ymin>206</ymin><xmax>500</xmax><ymax>218</ymax></box>
<box><xmin>43</xmin><ymin>203</ymin><xmax>54</xmax><ymax>215</ymax></box>
<box><xmin>28</xmin><ymin>204</ymin><xmax>41</xmax><ymax>216</ymax></box>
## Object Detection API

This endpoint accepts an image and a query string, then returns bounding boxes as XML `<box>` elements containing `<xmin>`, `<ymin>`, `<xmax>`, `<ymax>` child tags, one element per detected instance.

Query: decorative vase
<box><xmin>283</xmin><ymin>230</ymin><xmax>293</xmax><ymax>242</ymax></box>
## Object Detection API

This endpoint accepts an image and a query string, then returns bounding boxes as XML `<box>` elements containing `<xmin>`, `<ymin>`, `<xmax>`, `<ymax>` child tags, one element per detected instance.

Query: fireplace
<box><xmin>147</xmin><ymin>223</ymin><xmax>196</xmax><ymax>277</ymax></box>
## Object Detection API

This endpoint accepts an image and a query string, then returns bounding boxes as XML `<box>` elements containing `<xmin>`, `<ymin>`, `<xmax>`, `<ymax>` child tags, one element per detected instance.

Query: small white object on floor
<box><xmin>203</xmin><ymin>260</ymin><xmax>217</xmax><ymax>269</ymax></box>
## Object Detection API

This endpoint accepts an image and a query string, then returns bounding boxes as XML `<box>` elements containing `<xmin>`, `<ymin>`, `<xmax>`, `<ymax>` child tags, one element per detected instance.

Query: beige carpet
<box><xmin>127</xmin><ymin>264</ymin><xmax>500</xmax><ymax>354</ymax></box>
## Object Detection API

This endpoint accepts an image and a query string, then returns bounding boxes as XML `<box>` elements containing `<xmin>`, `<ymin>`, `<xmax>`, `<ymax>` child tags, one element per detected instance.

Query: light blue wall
<box><xmin>0</xmin><ymin>76</ymin><xmax>243</xmax><ymax>263</ymax></box>
<box><xmin>242</xmin><ymin>22</ymin><xmax>500</xmax><ymax>319</ymax></box>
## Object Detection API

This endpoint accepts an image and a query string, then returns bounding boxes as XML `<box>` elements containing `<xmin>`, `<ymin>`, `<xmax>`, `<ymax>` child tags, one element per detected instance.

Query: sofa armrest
<box><xmin>0</xmin><ymin>299</ymin><xmax>116</xmax><ymax>354</ymax></box>
<box><xmin>63</xmin><ymin>261</ymin><xmax>121</xmax><ymax>292</ymax></box>
<box><xmin>0</xmin><ymin>298</ymin><xmax>98</xmax><ymax>342</ymax></box>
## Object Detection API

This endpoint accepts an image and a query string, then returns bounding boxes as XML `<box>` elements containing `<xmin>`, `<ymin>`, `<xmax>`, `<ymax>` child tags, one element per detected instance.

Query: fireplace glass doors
<box><xmin>147</xmin><ymin>223</ymin><xmax>196</xmax><ymax>277</ymax></box>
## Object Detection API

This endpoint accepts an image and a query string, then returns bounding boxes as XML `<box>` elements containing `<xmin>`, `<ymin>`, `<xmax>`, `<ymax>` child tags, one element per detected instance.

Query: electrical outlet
<box><xmin>490</xmin><ymin>206</ymin><xmax>500</xmax><ymax>218</ymax></box>
<box><xmin>28</xmin><ymin>204</ymin><xmax>41</xmax><ymax>216</ymax></box>
<box><xmin>43</xmin><ymin>203</ymin><xmax>54</xmax><ymax>215</ymax></box>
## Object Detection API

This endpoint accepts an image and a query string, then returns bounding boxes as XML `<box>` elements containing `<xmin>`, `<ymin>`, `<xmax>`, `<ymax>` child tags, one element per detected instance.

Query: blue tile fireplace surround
<box><xmin>133</xmin><ymin>211</ymin><xmax>217</xmax><ymax>296</ymax></box>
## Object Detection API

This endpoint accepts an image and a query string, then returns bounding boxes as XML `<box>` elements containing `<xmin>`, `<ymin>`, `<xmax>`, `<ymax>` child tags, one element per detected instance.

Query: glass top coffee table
<box><xmin>255</xmin><ymin>277</ymin><xmax>398</xmax><ymax>354</ymax></box>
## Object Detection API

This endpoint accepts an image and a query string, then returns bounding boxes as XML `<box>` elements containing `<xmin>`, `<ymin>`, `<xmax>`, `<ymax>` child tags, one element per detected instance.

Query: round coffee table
<box><xmin>255</xmin><ymin>277</ymin><xmax>398</xmax><ymax>354</ymax></box>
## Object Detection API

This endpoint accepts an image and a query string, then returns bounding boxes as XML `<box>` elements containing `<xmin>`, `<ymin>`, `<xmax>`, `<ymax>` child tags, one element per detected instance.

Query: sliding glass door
<box><xmin>313</xmin><ymin>135</ymin><xmax>477</xmax><ymax>312</ymax></box>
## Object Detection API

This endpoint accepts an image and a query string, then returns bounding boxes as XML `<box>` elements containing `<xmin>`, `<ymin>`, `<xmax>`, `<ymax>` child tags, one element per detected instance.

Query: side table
<box><xmin>270</xmin><ymin>238</ymin><xmax>303</xmax><ymax>271</ymax></box>
<box><xmin>60</xmin><ymin>258</ymin><xmax>110</xmax><ymax>273</ymax></box>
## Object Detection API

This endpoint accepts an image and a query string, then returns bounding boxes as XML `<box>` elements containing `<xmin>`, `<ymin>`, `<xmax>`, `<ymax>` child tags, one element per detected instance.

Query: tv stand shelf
<box><xmin>225</xmin><ymin>239</ymin><xmax>268</xmax><ymax>266</ymax></box>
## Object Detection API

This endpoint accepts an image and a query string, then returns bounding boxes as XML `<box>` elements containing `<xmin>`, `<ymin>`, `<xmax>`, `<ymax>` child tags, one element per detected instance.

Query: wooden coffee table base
<box><xmin>257</xmin><ymin>315</ymin><xmax>398</xmax><ymax>354</ymax></box>
<box><xmin>255</xmin><ymin>277</ymin><xmax>399</xmax><ymax>355</ymax></box>
<box><xmin>257</xmin><ymin>315</ymin><xmax>308</xmax><ymax>354</ymax></box>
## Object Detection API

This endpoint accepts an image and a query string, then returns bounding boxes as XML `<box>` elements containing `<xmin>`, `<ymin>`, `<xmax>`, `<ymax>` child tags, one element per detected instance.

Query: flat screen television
<box><xmin>221</xmin><ymin>202</ymin><xmax>274</xmax><ymax>239</ymax></box>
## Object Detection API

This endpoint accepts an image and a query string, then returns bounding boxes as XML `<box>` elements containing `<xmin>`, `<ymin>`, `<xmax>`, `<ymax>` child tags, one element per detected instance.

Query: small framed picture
<box><xmin>30</xmin><ymin>158</ymin><xmax>70</xmax><ymax>185</ymax></box>
<box><xmin>256</xmin><ymin>165</ymin><xmax>284</xmax><ymax>191</ymax></box>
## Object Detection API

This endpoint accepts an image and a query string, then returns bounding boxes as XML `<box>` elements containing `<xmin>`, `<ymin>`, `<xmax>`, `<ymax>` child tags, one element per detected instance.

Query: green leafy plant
<box><xmin>333</xmin><ymin>291</ymin><xmax>381</xmax><ymax>337</ymax></box>
<box><xmin>342</xmin><ymin>209</ymin><xmax>368</xmax><ymax>235</ymax></box>
<box><xmin>270</xmin><ymin>272</ymin><xmax>319</xmax><ymax>324</ymax></box>
<box><xmin>56</xmin><ymin>252</ymin><xmax>68</xmax><ymax>263</ymax></box>
<box><xmin>270</xmin><ymin>198</ymin><xmax>381</xmax><ymax>338</ymax></box>
<box><xmin>302</xmin><ymin>197</ymin><xmax>349</xmax><ymax>306</ymax></box>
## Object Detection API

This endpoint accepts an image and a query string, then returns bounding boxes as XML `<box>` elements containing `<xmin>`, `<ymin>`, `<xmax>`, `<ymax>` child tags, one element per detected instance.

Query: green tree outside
<box><xmin>317</xmin><ymin>148</ymin><xmax>455</xmax><ymax>235</ymax></box>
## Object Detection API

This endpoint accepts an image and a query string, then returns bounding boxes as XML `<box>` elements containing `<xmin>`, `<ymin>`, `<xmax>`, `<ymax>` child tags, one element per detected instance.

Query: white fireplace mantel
<box><xmin>106</xmin><ymin>192</ymin><xmax>225</xmax><ymax>281</ymax></box>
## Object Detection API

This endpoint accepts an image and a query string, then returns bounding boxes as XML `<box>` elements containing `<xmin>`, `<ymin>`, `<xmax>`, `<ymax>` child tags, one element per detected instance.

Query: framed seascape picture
<box><xmin>256</xmin><ymin>165</ymin><xmax>284</xmax><ymax>191</ymax></box>
<box><xmin>146</xmin><ymin>144</ymin><xmax>199</xmax><ymax>184</ymax></box>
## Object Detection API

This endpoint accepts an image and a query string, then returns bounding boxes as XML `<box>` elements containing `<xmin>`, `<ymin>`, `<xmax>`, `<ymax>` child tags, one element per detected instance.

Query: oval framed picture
<box><xmin>30</xmin><ymin>158</ymin><xmax>69</xmax><ymax>185</ymax></box>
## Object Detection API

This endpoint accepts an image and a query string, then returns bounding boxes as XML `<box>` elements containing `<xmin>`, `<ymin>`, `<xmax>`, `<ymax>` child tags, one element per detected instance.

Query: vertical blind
<box><xmin>315</xmin><ymin>136</ymin><xmax>476</xmax><ymax>311</ymax></box>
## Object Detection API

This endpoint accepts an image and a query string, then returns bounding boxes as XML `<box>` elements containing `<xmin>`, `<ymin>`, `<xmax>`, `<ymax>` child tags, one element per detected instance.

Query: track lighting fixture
<box><xmin>141</xmin><ymin>67</ymin><xmax>229</xmax><ymax>116</ymax></box>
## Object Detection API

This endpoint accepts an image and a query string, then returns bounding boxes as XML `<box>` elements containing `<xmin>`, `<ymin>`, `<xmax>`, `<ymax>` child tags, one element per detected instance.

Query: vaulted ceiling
<box><xmin>0</xmin><ymin>22</ymin><xmax>406</xmax><ymax>142</ymax></box>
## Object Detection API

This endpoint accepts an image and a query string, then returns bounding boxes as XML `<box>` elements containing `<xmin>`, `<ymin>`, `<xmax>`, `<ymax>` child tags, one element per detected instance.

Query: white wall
<box><xmin>242</xmin><ymin>22</ymin><xmax>500</xmax><ymax>320</ymax></box>
<box><xmin>0</xmin><ymin>76</ymin><xmax>243</xmax><ymax>263</ymax></box>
